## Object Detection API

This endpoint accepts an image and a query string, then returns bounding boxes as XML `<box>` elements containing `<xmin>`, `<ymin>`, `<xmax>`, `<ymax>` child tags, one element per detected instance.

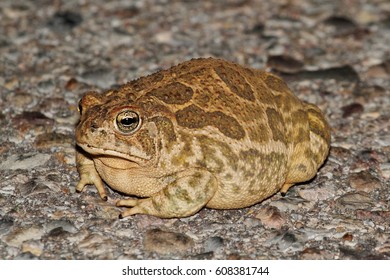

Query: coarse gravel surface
<box><xmin>0</xmin><ymin>0</ymin><xmax>389</xmax><ymax>260</ymax></box>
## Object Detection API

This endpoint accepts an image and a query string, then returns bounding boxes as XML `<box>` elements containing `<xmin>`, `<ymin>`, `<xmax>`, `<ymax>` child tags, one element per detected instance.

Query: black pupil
<box><xmin>121</xmin><ymin>116</ymin><xmax>137</xmax><ymax>126</ymax></box>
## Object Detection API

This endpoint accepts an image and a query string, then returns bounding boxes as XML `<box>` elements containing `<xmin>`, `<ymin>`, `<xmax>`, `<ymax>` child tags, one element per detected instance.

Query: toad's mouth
<box><xmin>95</xmin><ymin>156</ymin><xmax>140</xmax><ymax>170</ymax></box>
<box><xmin>77</xmin><ymin>143</ymin><xmax>149</xmax><ymax>168</ymax></box>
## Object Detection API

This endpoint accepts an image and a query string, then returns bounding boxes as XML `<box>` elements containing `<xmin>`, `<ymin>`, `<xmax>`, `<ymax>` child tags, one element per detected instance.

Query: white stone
<box><xmin>0</xmin><ymin>154</ymin><xmax>51</xmax><ymax>170</ymax></box>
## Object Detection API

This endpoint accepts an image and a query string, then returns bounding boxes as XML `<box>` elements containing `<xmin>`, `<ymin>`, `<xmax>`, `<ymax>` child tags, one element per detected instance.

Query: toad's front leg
<box><xmin>75</xmin><ymin>147</ymin><xmax>108</xmax><ymax>200</ymax></box>
<box><xmin>117</xmin><ymin>169</ymin><xmax>218</xmax><ymax>219</ymax></box>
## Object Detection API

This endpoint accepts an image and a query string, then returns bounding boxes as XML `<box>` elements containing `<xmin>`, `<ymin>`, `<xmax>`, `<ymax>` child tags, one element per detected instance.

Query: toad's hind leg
<box><xmin>281</xmin><ymin>103</ymin><xmax>331</xmax><ymax>195</ymax></box>
<box><xmin>117</xmin><ymin>169</ymin><xmax>218</xmax><ymax>218</ymax></box>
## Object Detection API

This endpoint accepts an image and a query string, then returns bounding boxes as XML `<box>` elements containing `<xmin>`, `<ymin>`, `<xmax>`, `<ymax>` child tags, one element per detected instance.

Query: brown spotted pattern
<box><xmin>148</xmin><ymin>82</ymin><xmax>194</xmax><ymax>105</ymax></box>
<box><xmin>176</xmin><ymin>104</ymin><xmax>245</xmax><ymax>140</ymax></box>
<box><xmin>214</xmin><ymin>65</ymin><xmax>255</xmax><ymax>101</ymax></box>
<box><xmin>75</xmin><ymin>57</ymin><xmax>331</xmax><ymax>218</ymax></box>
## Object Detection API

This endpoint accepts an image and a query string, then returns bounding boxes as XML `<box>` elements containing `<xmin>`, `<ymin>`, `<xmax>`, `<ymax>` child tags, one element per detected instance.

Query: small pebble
<box><xmin>330</xmin><ymin>146</ymin><xmax>351</xmax><ymax>158</ymax></box>
<box><xmin>365</xmin><ymin>60</ymin><xmax>390</xmax><ymax>79</ymax></box>
<box><xmin>46</xmin><ymin>227</ymin><xmax>71</xmax><ymax>238</ymax></box>
<box><xmin>134</xmin><ymin>215</ymin><xmax>165</xmax><ymax>230</ymax></box>
<box><xmin>65</xmin><ymin>78</ymin><xmax>81</xmax><ymax>91</ymax></box>
<box><xmin>14</xmin><ymin>252</ymin><xmax>39</xmax><ymax>260</ymax></box>
<box><xmin>191</xmin><ymin>251</ymin><xmax>214</xmax><ymax>260</ymax></box>
<box><xmin>6</xmin><ymin>92</ymin><xmax>36</xmax><ymax>109</ymax></box>
<box><xmin>284</xmin><ymin>65</ymin><xmax>359</xmax><ymax>82</ymax></box>
<box><xmin>270</xmin><ymin>196</ymin><xmax>313</xmax><ymax>212</ymax></box>
<box><xmin>47</xmin><ymin>11</ymin><xmax>83</xmax><ymax>32</ymax></box>
<box><xmin>349</xmin><ymin>171</ymin><xmax>382</xmax><ymax>193</ymax></box>
<box><xmin>336</xmin><ymin>192</ymin><xmax>375</xmax><ymax>210</ymax></box>
<box><xmin>46</xmin><ymin>220</ymin><xmax>78</xmax><ymax>235</ymax></box>
<box><xmin>378</xmin><ymin>163</ymin><xmax>390</xmax><ymax>179</ymax></box>
<box><xmin>267</xmin><ymin>55</ymin><xmax>304</xmax><ymax>73</ymax></box>
<box><xmin>255</xmin><ymin>206</ymin><xmax>286</xmax><ymax>230</ymax></box>
<box><xmin>80</xmin><ymin>68</ymin><xmax>116</xmax><ymax>88</ymax></box>
<box><xmin>17</xmin><ymin>180</ymin><xmax>51</xmax><ymax>196</ymax></box>
<box><xmin>327</xmin><ymin>218</ymin><xmax>365</xmax><ymax>232</ymax></box>
<box><xmin>324</xmin><ymin>16</ymin><xmax>358</xmax><ymax>36</ymax></box>
<box><xmin>78</xmin><ymin>233</ymin><xmax>116</xmax><ymax>258</ymax></box>
<box><xmin>341</xmin><ymin>103</ymin><xmax>364</xmax><ymax>118</ymax></box>
<box><xmin>268</xmin><ymin>231</ymin><xmax>304</xmax><ymax>253</ymax></box>
<box><xmin>297</xmin><ymin>183</ymin><xmax>336</xmax><ymax>201</ymax></box>
<box><xmin>356</xmin><ymin>210</ymin><xmax>390</xmax><ymax>224</ymax></box>
<box><xmin>242</xmin><ymin>217</ymin><xmax>262</xmax><ymax>228</ymax></box>
<box><xmin>12</xmin><ymin>111</ymin><xmax>54</xmax><ymax>134</ymax></box>
<box><xmin>204</xmin><ymin>236</ymin><xmax>224</xmax><ymax>252</ymax></box>
<box><xmin>4</xmin><ymin>77</ymin><xmax>19</xmax><ymax>90</ymax></box>
<box><xmin>300</xmin><ymin>247</ymin><xmax>333</xmax><ymax>260</ymax></box>
<box><xmin>0</xmin><ymin>217</ymin><xmax>14</xmax><ymax>236</ymax></box>
<box><xmin>375</xmin><ymin>242</ymin><xmax>390</xmax><ymax>254</ymax></box>
<box><xmin>143</xmin><ymin>228</ymin><xmax>194</xmax><ymax>255</ymax></box>
<box><xmin>226</xmin><ymin>253</ymin><xmax>249</xmax><ymax>260</ymax></box>
<box><xmin>21</xmin><ymin>240</ymin><xmax>44</xmax><ymax>257</ymax></box>
<box><xmin>154</xmin><ymin>31</ymin><xmax>174</xmax><ymax>44</ymax></box>
<box><xmin>353</xmin><ymin>84</ymin><xmax>386</xmax><ymax>99</ymax></box>
<box><xmin>0</xmin><ymin>174</ymin><xmax>29</xmax><ymax>195</ymax></box>
<box><xmin>342</xmin><ymin>233</ymin><xmax>354</xmax><ymax>242</ymax></box>
<box><xmin>37</xmin><ymin>79</ymin><xmax>55</xmax><ymax>94</ymax></box>
<box><xmin>5</xmin><ymin>226</ymin><xmax>45</xmax><ymax>247</ymax></box>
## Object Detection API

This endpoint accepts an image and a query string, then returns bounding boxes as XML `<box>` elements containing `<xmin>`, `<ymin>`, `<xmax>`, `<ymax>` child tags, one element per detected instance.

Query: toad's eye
<box><xmin>77</xmin><ymin>99</ymin><xmax>83</xmax><ymax>115</ymax></box>
<box><xmin>115</xmin><ymin>110</ymin><xmax>141</xmax><ymax>134</ymax></box>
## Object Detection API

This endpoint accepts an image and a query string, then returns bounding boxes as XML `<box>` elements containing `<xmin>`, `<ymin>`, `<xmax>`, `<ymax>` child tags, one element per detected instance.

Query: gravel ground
<box><xmin>0</xmin><ymin>0</ymin><xmax>389</xmax><ymax>260</ymax></box>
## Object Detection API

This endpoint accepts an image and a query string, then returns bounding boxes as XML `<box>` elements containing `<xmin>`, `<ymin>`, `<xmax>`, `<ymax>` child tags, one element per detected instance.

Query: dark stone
<box><xmin>47</xmin><ymin>227</ymin><xmax>70</xmax><ymax>238</ymax></box>
<box><xmin>0</xmin><ymin>217</ymin><xmax>14</xmax><ymax>236</ymax></box>
<box><xmin>341</xmin><ymin>103</ymin><xmax>364</xmax><ymax>118</ymax></box>
<box><xmin>281</xmin><ymin>65</ymin><xmax>359</xmax><ymax>83</ymax></box>
<box><xmin>15</xmin><ymin>252</ymin><xmax>39</xmax><ymax>260</ymax></box>
<box><xmin>267</xmin><ymin>55</ymin><xmax>304</xmax><ymax>73</ymax></box>
<box><xmin>323</xmin><ymin>16</ymin><xmax>358</xmax><ymax>36</ymax></box>
<box><xmin>48</xmin><ymin>11</ymin><xmax>83</xmax><ymax>32</ymax></box>
<box><xmin>205</xmin><ymin>236</ymin><xmax>224</xmax><ymax>252</ymax></box>
<box><xmin>248</xmin><ymin>23</ymin><xmax>265</xmax><ymax>34</ymax></box>
<box><xmin>191</xmin><ymin>251</ymin><xmax>214</xmax><ymax>260</ymax></box>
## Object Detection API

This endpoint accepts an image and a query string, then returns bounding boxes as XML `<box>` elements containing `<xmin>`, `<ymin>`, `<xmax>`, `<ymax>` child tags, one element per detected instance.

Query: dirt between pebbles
<box><xmin>0</xmin><ymin>0</ymin><xmax>389</xmax><ymax>260</ymax></box>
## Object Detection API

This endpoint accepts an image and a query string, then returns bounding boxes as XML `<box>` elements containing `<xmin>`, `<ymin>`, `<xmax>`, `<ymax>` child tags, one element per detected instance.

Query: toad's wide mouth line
<box><xmin>77</xmin><ymin>143</ymin><xmax>149</xmax><ymax>164</ymax></box>
<box><xmin>95</xmin><ymin>156</ymin><xmax>140</xmax><ymax>170</ymax></box>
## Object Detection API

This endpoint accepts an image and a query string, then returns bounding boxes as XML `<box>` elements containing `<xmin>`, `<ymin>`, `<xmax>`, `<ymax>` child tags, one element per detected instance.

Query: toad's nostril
<box><xmin>90</xmin><ymin>122</ymin><xmax>98</xmax><ymax>132</ymax></box>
